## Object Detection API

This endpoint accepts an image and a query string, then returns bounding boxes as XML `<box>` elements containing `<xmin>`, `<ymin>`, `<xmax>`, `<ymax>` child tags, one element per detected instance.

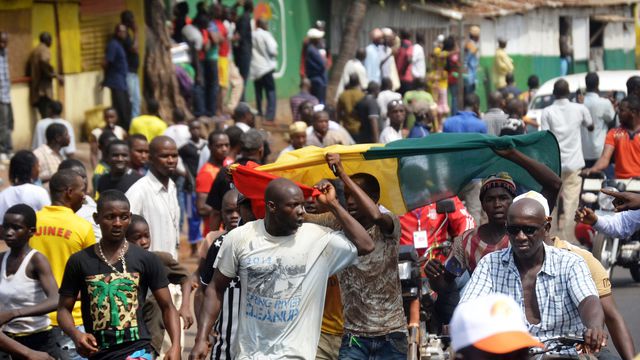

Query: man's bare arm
<box><xmin>601</xmin><ymin>295</ymin><xmax>635</xmax><ymax>360</ymax></box>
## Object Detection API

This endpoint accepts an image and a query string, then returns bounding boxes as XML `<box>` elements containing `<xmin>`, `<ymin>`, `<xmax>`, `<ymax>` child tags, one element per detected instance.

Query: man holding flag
<box><xmin>190</xmin><ymin>177</ymin><xmax>374</xmax><ymax>359</ymax></box>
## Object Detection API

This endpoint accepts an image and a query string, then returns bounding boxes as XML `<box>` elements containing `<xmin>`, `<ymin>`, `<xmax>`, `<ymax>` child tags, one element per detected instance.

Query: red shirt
<box><xmin>195</xmin><ymin>158</ymin><xmax>233</xmax><ymax>235</ymax></box>
<box><xmin>214</xmin><ymin>19</ymin><xmax>230</xmax><ymax>57</ymax></box>
<box><xmin>395</xmin><ymin>39</ymin><xmax>414</xmax><ymax>83</ymax></box>
<box><xmin>399</xmin><ymin>196</ymin><xmax>475</xmax><ymax>263</ymax></box>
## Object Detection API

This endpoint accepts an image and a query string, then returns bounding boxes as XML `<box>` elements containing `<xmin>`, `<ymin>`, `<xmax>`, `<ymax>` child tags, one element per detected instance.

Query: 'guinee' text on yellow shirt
<box><xmin>30</xmin><ymin>205</ymin><xmax>96</xmax><ymax>326</ymax></box>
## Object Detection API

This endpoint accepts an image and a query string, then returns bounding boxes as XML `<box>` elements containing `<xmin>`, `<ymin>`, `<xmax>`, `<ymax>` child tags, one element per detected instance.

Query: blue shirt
<box><xmin>442</xmin><ymin>111</ymin><xmax>487</xmax><ymax>133</ymax></box>
<box><xmin>461</xmin><ymin>244</ymin><xmax>598</xmax><ymax>354</ymax></box>
<box><xmin>104</xmin><ymin>38</ymin><xmax>128</xmax><ymax>91</ymax></box>
<box><xmin>594</xmin><ymin>209</ymin><xmax>640</xmax><ymax>239</ymax></box>
<box><xmin>408</xmin><ymin>123</ymin><xmax>430</xmax><ymax>138</ymax></box>
<box><xmin>305</xmin><ymin>44</ymin><xmax>326</xmax><ymax>83</ymax></box>
<box><xmin>364</xmin><ymin>43</ymin><xmax>380</xmax><ymax>84</ymax></box>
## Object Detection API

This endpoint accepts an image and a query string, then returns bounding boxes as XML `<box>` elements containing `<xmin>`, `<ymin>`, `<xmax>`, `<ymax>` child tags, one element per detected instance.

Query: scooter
<box><xmin>579</xmin><ymin>172</ymin><xmax>640</xmax><ymax>281</ymax></box>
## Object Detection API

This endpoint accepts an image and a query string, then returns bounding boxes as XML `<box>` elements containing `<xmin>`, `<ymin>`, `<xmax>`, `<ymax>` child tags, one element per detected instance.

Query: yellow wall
<box><xmin>8</xmin><ymin>1</ymin><xmax>145</xmax><ymax>149</ymax></box>
<box><xmin>10</xmin><ymin>84</ymin><xmax>33</xmax><ymax>149</ymax></box>
<box><xmin>11</xmin><ymin>72</ymin><xmax>112</xmax><ymax>150</ymax></box>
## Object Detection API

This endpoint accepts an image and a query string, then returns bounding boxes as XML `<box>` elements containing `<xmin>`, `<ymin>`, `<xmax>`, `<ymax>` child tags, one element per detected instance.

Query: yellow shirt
<box><xmin>553</xmin><ymin>238</ymin><xmax>611</xmax><ymax>297</ymax></box>
<box><xmin>30</xmin><ymin>206</ymin><xmax>96</xmax><ymax>326</ymax></box>
<box><xmin>321</xmin><ymin>275</ymin><xmax>344</xmax><ymax>336</ymax></box>
<box><xmin>129</xmin><ymin>115</ymin><xmax>168</xmax><ymax>142</ymax></box>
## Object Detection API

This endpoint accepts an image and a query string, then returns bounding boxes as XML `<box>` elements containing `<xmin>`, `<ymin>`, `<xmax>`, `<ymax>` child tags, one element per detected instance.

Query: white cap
<box><xmin>381</xmin><ymin>27</ymin><xmax>393</xmax><ymax>36</ymax></box>
<box><xmin>451</xmin><ymin>294</ymin><xmax>543</xmax><ymax>353</ymax></box>
<box><xmin>313</xmin><ymin>104</ymin><xmax>325</xmax><ymax>112</ymax></box>
<box><xmin>307</xmin><ymin>28</ymin><xmax>325</xmax><ymax>39</ymax></box>
<box><xmin>513</xmin><ymin>190</ymin><xmax>550</xmax><ymax>217</ymax></box>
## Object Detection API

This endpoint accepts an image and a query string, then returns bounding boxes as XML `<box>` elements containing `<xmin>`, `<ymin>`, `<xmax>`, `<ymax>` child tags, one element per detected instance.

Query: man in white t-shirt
<box><xmin>190</xmin><ymin>178</ymin><xmax>375</xmax><ymax>360</ymax></box>
<box><xmin>541</xmin><ymin>79</ymin><xmax>593</xmax><ymax>242</ymax></box>
<box><xmin>379</xmin><ymin>100</ymin><xmax>405</xmax><ymax>144</ymax></box>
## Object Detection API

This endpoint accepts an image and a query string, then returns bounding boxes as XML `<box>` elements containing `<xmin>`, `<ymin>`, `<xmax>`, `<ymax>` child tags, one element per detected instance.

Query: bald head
<box><xmin>508</xmin><ymin>198</ymin><xmax>546</xmax><ymax>223</ymax></box>
<box><xmin>265</xmin><ymin>178</ymin><xmax>303</xmax><ymax>205</ymax></box>
<box><xmin>371</xmin><ymin>28</ymin><xmax>383</xmax><ymax>44</ymax></box>
<box><xmin>149</xmin><ymin>136</ymin><xmax>176</xmax><ymax>156</ymax></box>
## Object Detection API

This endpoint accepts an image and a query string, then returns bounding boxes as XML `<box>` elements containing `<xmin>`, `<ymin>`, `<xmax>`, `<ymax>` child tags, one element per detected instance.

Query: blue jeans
<box><xmin>254</xmin><ymin>71</ymin><xmax>276</xmax><ymax>121</ymax></box>
<box><xmin>186</xmin><ymin>192</ymin><xmax>202</xmax><ymax>244</ymax></box>
<box><xmin>310</xmin><ymin>76</ymin><xmax>327</xmax><ymax>105</ymax></box>
<box><xmin>449</xmin><ymin>83</ymin><xmax>459</xmax><ymax>115</ymax></box>
<box><xmin>560</xmin><ymin>56</ymin><xmax>571</xmax><ymax>76</ymax></box>
<box><xmin>126</xmin><ymin>72</ymin><xmax>141</xmax><ymax>119</ymax></box>
<box><xmin>52</xmin><ymin>325</ymin><xmax>87</xmax><ymax>360</ymax></box>
<box><xmin>338</xmin><ymin>332</ymin><xmax>407</xmax><ymax>360</ymax></box>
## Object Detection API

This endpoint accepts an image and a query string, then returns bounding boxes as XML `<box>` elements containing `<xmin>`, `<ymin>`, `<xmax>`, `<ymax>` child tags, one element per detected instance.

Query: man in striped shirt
<box><xmin>460</xmin><ymin>196</ymin><xmax>607</xmax><ymax>356</ymax></box>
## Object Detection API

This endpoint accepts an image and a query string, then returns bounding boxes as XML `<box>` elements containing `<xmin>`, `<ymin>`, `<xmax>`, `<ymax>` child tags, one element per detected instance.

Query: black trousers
<box><xmin>110</xmin><ymin>88</ymin><xmax>132</xmax><ymax>131</ymax></box>
<box><xmin>34</xmin><ymin>96</ymin><xmax>53</xmax><ymax>119</ymax></box>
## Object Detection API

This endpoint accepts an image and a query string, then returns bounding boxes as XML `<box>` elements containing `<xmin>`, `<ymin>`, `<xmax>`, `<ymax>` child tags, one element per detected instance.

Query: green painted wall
<box><xmin>604</xmin><ymin>49</ymin><xmax>636</xmax><ymax>70</ymax></box>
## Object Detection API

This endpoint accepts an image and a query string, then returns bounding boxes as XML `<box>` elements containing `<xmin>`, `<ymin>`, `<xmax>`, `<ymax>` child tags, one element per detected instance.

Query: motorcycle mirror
<box><xmin>436</xmin><ymin>199</ymin><xmax>456</xmax><ymax>214</ymax></box>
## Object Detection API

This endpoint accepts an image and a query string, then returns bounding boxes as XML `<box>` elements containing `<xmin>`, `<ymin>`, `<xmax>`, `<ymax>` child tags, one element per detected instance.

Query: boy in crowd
<box><xmin>0</xmin><ymin>205</ymin><xmax>60</xmax><ymax>359</ymax></box>
<box><xmin>126</xmin><ymin>214</ymin><xmax>193</xmax><ymax>356</ymax></box>
<box><xmin>57</xmin><ymin>190</ymin><xmax>181</xmax><ymax>359</ymax></box>
<box><xmin>179</xmin><ymin>120</ymin><xmax>208</xmax><ymax>256</ymax></box>
<box><xmin>127</xmin><ymin>134</ymin><xmax>150</xmax><ymax>176</ymax></box>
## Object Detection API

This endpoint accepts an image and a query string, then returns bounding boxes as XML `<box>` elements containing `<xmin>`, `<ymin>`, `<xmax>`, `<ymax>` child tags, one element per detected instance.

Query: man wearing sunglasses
<box><xmin>460</xmin><ymin>193</ymin><xmax>607</xmax><ymax>357</ymax></box>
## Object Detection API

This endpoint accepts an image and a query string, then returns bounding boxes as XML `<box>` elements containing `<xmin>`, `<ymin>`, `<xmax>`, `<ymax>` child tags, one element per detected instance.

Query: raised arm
<box><xmin>152</xmin><ymin>287</ymin><xmax>181</xmax><ymax>360</ymax></box>
<box><xmin>314</xmin><ymin>180</ymin><xmax>374</xmax><ymax>255</ymax></box>
<box><xmin>494</xmin><ymin>148</ymin><xmax>562</xmax><ymax>211</ymax></box>
<box><xmin>189</xmin><ymin>271</ymin><xmax>232</xmax><ymax>360</ymax></box>
<box><xmin>325</xmin><ymin>153</ymin><xmax>394</xmax><ymax>234</ymax></box>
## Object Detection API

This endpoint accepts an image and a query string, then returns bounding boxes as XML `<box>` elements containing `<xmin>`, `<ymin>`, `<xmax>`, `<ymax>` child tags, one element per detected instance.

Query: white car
<box><xmin>526</xmin><ymin>70</ymin><xmax>640</xmax><ymax>128</ymax></box>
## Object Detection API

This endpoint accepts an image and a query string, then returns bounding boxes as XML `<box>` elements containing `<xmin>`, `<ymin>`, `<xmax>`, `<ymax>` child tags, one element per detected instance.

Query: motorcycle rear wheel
<box><xmin>592</xmin><ymin>233</ymin><xmax>615</xmax><ymax>276</ymax></box>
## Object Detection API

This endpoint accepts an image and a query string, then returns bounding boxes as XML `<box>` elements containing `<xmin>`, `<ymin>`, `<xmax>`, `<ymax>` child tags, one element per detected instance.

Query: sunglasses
<box><xmin>505</xmin><ymin>224</ymin><xmax>545</xmax><ymax>236</ymax></box>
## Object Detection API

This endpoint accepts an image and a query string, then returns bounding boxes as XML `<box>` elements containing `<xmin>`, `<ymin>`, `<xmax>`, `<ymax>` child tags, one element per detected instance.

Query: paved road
<box><xmin>609</xmin><ymin>267</ymin><xmax>640</xmax><ymax>358</ymax></box>
<box><xmin>182</xmin><ymin>268</ymin><xmax>640</xmax><ymax>359</ymax></box>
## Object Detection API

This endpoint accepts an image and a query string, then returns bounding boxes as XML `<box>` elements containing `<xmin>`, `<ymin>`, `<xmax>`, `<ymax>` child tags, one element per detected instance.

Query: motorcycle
<box><xmin>399</xmin><ymin>199</ymin><xmax>456</xmax><ymax>360</ymax></box>
<box><xmin>528</xmin><ymin>335</ymin><xmax>597</xmax><ymax>360</ymax></box>
<box><xmin>579</xmin><ymin>172</ymin><xmax>640</xmax><ymax>281</ymax></box>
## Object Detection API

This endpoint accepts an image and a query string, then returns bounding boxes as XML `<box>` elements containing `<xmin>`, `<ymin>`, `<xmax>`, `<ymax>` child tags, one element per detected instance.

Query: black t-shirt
<box><xmin>97</xmin><ymin>169</ymin><xmax>142</xmax><ymax>195</ymax></box>
<box><xmin>200</xmin><ymin>233</ymin><xmax>227</xmax><ymax>286</ymax></box>
<box><xmin>205</xmin><ymin>158</ymin><xmax>252</xmax><ymax>211</ymax></box>
<box><xmin>59</xmin><ymin>245</ymin><xmax>168</xmax><ymax>360</ymax></box>
<box><xmin>354</xmin><ymin>94</ymin><xmax>381</xmax><ymax>143</ymax></box>
<box><xmin>179</xmin><ymin>141</ymin><xmax>206</xmax><ymax>179</ymax></box>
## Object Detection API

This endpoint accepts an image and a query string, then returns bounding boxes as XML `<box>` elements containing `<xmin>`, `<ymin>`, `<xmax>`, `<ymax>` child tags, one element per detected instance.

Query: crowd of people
<box><xmin>0</xmin><ymin>2</ymin><xmax>639</xmax><ymax>360</ymax></box>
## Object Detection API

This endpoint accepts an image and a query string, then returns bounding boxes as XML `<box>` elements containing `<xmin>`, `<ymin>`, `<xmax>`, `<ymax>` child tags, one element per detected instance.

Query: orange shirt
<box><xmin>605</xmin><ymin>128</ymin><xmax>640</xmax><ymax>178</ymax></box>
<box><xmin>195</xmin><ymin>159</ymin><xmax>233</xmax><ymax>235</ymax></box>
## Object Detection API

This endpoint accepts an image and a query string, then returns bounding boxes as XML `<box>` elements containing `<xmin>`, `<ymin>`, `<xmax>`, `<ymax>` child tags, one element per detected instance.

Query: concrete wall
<box><xmin>10</xmin><ymin>71</ymin><xmax>111</xmax><ymax>150</ymax></box>
<box><xmin>471</xmin><ymin>5</ymin><xmax>636</xmax><ymax>109</ymax></box>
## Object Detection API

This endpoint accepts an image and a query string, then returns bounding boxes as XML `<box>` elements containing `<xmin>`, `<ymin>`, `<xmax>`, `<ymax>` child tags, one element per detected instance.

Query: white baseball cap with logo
<box><xmin>451</xmin><ymin>294</ymin><xmax>544</xmax><ymax>354</ymax></box>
